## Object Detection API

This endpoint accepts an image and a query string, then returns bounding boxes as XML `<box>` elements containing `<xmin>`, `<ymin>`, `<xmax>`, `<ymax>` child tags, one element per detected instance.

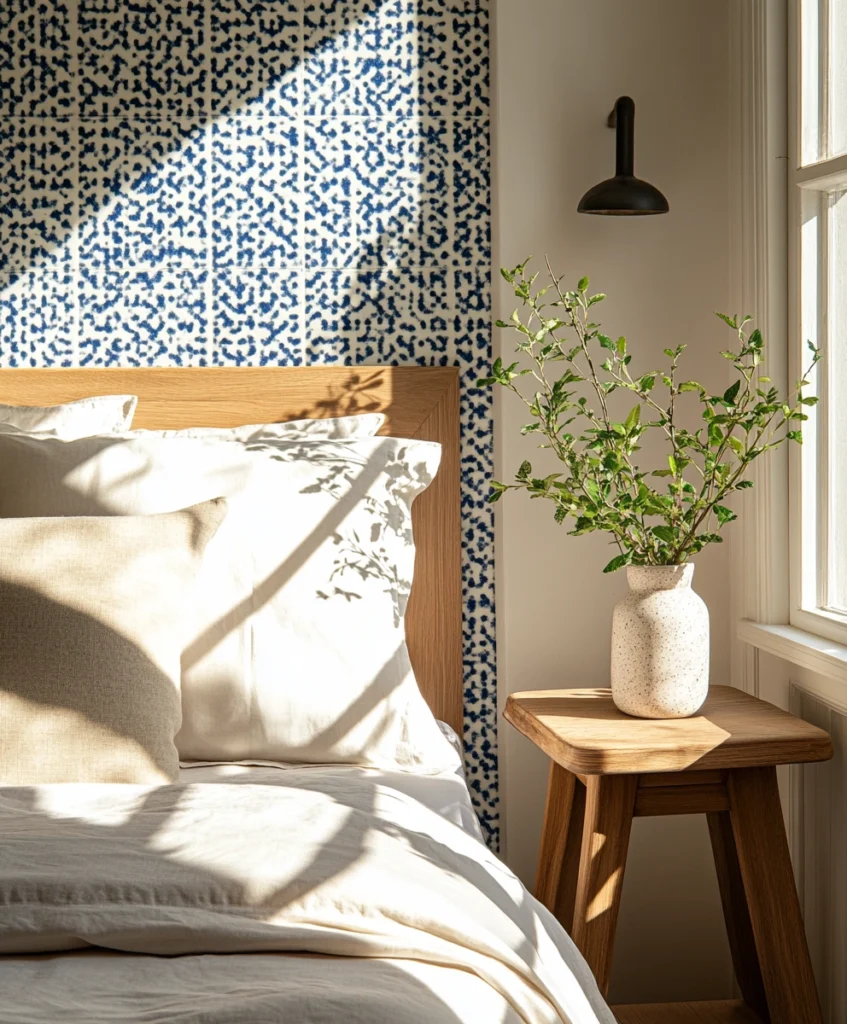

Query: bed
<box><xmin>0</xmin><ymin>366</ymin><xmax>615</xmax><ymax>1024</ymax></box>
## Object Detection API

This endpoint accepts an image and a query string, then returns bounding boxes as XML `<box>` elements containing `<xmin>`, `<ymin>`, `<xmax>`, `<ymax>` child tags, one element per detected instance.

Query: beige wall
<box><xmin>492</xmin><ymin>0</ymin><xmax>735</xmax><ymax>1003</ymax></box>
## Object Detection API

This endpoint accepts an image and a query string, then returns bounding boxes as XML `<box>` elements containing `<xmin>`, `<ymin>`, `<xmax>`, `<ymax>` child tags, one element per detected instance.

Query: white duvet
<box><xmin>0</xmin><ymin>772</ymin><xmax>615</xmax><ymax>1024</ymax></box>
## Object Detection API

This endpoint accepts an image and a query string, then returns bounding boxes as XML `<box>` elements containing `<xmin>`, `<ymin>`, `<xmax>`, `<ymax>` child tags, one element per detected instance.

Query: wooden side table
<box><xmin>504</xmin><ymin>686</ymin><xmax>833</xmax><ymax>1024</ymax></box>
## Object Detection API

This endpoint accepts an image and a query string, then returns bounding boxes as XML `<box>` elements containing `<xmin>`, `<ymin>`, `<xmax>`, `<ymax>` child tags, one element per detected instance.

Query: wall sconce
<box><xmin>577</xmin><ymin>96</ymin><xmax>669</xmax><ymax>216</ymax></box>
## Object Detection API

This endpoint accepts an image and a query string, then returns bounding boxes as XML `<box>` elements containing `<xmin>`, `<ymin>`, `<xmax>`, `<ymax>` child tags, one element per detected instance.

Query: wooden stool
<box><xmin>504</xmin><ymin>685</ymin><xmax>834</xmax><ymax>1024</ymax></box>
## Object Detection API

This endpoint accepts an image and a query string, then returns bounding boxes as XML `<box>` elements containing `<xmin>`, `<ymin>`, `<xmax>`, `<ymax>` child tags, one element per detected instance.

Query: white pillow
<box><xmin>0</xmin><ymin>432</ymin><xmax>458</xmax><ymax>774</ymax></box>
<box><xmin>0</xmin><ymin>395</ymin><xmax>137</xmax><ymax>438</ymax></box>
<box><xmin>127</xmin><ymin>413</ymin><xmax>385</xmax><ymax>441</ymax></box>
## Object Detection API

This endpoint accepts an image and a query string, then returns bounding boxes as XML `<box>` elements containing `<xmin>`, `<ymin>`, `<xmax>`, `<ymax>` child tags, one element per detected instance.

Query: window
<box><xmin>790</xmin><ymin>0</ymin><xmax>847</xmax><ymax>643</ymax></box>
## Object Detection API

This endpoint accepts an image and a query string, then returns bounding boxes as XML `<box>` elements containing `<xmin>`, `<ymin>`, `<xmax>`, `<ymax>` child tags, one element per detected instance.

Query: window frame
<box><xmin>788</xmin><ymin>0</ymin><xmax>847</xmax><ymax>646</ymax></box>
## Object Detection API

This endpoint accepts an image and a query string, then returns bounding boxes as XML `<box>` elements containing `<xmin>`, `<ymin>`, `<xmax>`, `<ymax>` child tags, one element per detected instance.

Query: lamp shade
<box><xmin>577</xmin><ymin>96</ymin><xmax>669</xmax><ymax>216</ymax></box>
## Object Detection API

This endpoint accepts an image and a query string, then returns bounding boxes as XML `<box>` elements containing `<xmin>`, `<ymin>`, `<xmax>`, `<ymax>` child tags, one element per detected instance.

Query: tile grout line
<box><xmin>70</xmin><ymin>0</ymin><xmax>81</xmax><ymax>366</ymax></box>
<box><xmin>298</xmin><ymin>0</ymin><xmax>307</xmax><ymax>365</ymax></box>
<box><xmin>446</xmin><ymin>6</ymin><xmax>457</xmax><ymax>371</ymax></box>
<box><xmin>205</xmin><ymin>0</ymin><xmax>214</xmax><ymax>365</ymax></box>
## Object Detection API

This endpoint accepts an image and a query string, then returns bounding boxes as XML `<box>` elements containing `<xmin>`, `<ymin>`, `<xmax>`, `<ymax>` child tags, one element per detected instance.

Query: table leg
<box><xmin>571</xmin><ymin>774</ymin><xmax>638</xmax><ymax>996</ymax></box>
<box><xmin>707</xmin><ymin>809</ymin><xmax>769</xmax><ymax>1022</ymax></box>
<box><xmin>535</xmin><ymin>763</ymin><xmax>574</xmax><ymax>908</ymax></box>
<box><xmin>534</xmin><ymin>761</ymin><xmax>585</xmax><ymax>933</ymax></box>
<box><xmin>728</xmin><ymin>766</ymin><xmax>823</xmax><ymax>1024</ymax></box>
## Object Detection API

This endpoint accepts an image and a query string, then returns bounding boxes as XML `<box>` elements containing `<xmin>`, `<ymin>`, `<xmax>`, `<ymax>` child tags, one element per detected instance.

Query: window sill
<box><xmin>738</xmin><ymin>620</ymin><xmax>847</xmax><ymax>687</ymax></box>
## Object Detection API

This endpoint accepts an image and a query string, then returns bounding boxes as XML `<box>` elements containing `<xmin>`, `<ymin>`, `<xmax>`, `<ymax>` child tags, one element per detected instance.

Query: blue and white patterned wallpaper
<box><xmin>0</xmin><ymin>0</ymin><xmax>496</xmax><ymax>844</ymax></box>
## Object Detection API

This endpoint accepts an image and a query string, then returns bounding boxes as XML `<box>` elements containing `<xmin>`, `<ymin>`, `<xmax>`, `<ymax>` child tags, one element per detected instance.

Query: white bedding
<box><xmin>177</xmin><ymin>762</ymin><xmax>485</xmax><ymax>841</ymax></box>
<box><xmin>176</xmin><ymin>720</ymin><xmax>484</xmax><ymax>840</ymax></box>
<box><xmin>0</xmin><ymin>768</ymin><xmax>615</xmax><ymax>1024</ymax></box>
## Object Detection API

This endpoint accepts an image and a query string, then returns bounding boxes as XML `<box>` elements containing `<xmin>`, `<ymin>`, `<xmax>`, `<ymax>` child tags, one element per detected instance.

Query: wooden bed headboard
<box><xmin>0</xmin><ymin>367</ymin><xmax>463</xmax><ymax>735</ymax></box>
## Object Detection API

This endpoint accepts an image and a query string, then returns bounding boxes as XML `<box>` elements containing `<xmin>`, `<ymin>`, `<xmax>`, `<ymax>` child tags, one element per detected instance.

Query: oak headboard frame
<box><xmin>0</xmin><ymin>367</ymin><xmax>463</xmax><ymax>734</ymax></box>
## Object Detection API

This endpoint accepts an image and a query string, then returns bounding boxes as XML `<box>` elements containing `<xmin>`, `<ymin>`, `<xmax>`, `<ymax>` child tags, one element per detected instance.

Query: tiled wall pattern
<box><xmin>0</xmin><ymin>0</ymin><xmax>497</xmax><ymax>843</ymax></box>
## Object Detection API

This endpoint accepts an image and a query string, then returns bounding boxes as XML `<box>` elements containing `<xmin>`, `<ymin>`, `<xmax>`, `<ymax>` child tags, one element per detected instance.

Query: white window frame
<box><xmin>788</xmin><ymin>0</ymin><xmax>847</xmax><ymax>647</ymax></box>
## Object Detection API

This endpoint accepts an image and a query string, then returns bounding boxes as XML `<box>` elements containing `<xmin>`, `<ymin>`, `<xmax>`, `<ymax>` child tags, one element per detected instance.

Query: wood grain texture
<box><xmin>534</xmin><ymin>761</ymin><xmax>575</xmax><ymax>913</ymax></box>
<box><xmin>633</xmin><ymin>781</ymin><xmax>729</xmax><ymax>817</ymax></box>
<box><xmin>728</xmin><ymin>767</ymin><xmax>823</xmax><ymax>1024</ymax></box>
<box><xmin>504</xmin><ymin>687</ymin><xmax>834</xmax><ymax>775</ymax></box>
<box><xmin>639</xmin><ymin>770</ymin><xmax>726</xmax><ymax>788</ymax></box>
<box><xmin>553</xmin><ymin>772</ymin><xmax>586</xmax><ymax>933</ymax></box>
<box><xmin>612</xmin><ymin>1000</ymin><xmax>763</xmax><ymax>1024</ymax></box>
<box><xmin>0</xmin><ymin>367</ymin><xmax>463</xmax><ymax>732</ymax></box>
<box><xmin>571</xmin><ymin>774</ymin><xmax>637</xmax><ymax>996</ymax></box>
<box><xmin>707</xmin><ymin>810</ymin><xmax>769</xmax><ymax>1022</ymax></box>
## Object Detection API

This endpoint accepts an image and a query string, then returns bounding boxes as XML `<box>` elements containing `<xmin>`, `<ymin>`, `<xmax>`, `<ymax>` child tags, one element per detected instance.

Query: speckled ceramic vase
<box><xmin>610</xmin><ymin>564</ymin><xmax>709</xmax><ymax>719</ymax></box>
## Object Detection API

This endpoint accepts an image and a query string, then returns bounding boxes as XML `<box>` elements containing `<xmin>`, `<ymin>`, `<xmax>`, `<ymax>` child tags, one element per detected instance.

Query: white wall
<box><xmin>492</xmin><ymin>0</ymin><xmax>735</xmax><ymax>1003</ymax></box>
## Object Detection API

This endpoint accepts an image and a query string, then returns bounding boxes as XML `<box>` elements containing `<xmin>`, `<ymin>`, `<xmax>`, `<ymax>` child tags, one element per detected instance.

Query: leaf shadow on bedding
<box><xmin>0</xmin><ymin>772</ymin><xmax>544</xmax><ymax>974</ymax></box>
<box><xmin>0</xmin><ymin>786</ymin><xmax>520</xmax><ymax>1023</ymax></box>
<box><xmin>181</xmin><ymin>439</ymin><xmax>387</xmax><ymax>675</ymax></box>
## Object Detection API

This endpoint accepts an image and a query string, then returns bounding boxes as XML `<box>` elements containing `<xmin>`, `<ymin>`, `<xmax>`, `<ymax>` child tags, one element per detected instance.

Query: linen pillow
<box><xmin>127</xmin><ymin>413</ymin><xmax>385</xmax><ymax>442</ymax></box>
<box><xmin>0</xmin><ymin>500</ymin><xmax>226</xmax><ymax>785</ymax></box>
<box><xmin>0</xmin><ymin>433</ymin><xmax>458</xmax><ymax>773</ymax></box>
<box><xmin>0</xmin><ymin>395</ymin><xmax>137</xmax><ymax>438</ymax></box>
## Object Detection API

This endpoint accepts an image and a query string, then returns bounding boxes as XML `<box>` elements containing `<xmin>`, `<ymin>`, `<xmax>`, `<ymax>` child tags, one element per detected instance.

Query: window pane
<box><xmin>802</xmin><ymin>0</ymin><xmax>823</xmax><ymax>164</ymax></box>
<box><xmin>831</xmin><ymin>0</ymin><xmax>847</xmax><ymax>158</ymax></box>
<box><xmin>800</xmin><ymin>191</ymin><xmax>822</xmax><ymax>612</ymax></box>
<box><xmin>827</xmin><ymin>190</ymin><xmax>847</xmax><ymax>611</ymax></box>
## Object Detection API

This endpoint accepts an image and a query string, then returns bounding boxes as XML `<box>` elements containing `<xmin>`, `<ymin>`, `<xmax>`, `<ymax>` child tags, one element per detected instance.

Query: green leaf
<box><xmin>715</xmin><ymin>312</ymin><xmax>738</xmax><ymax>329</ymax></box>
<box><xmin>577</xmin><ymin>275</ymin><xmax>589</xmax><ymax>292</ymax></box>
<box><xmin>598</xmin><ymin>334</ymin><xmax>616</xmax><ymax>351</ymax></box>
<box><xmin>668</xmin><ymin>454</ymin><xmax>678</xmax><ymax>475</ymax></box>
<box><xmin>603</xmin><ymin>553</ymin><xmax>632</xmax><ymax>574</ymax></box>
<box><xmin>652</xmin><ymin>525</ymin><xmax>677</xmax><ymax>544</ymax></box>
<box><xmin>625</xmin><ymin>405</ymin><xmax>641</xmax><ymax>432</ymax></box>
<box><xmin>714</xmin><ymin>505</ymin><xmax>737</xmax><ymax>525</ymax></box>
<box><xmin>516</xmin><ymin>460</ymin><xmax>532</xmax><ymax>481</ymax></box>
<box><xmin>723</xmin><ymin>380</ymin><xmax>741</xmax><ymax>405</ymax></box>
<box><xmin>678</xmin><ymin>381</ymin><xmax>703</xmax><ymax>394</ymax></box>
<box><xmin>736</xmin><ymin>480</ymin><xmax>754</xmax><ymax>489</ymax></box>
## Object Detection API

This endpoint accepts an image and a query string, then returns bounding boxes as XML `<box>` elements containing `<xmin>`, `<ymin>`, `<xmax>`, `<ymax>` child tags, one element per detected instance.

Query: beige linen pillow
<box><xmin>0</xmin><ymin>395</ymin><xmax>138</xmax><ymax>438</ymax></box>
<box><xmin>0</xmin><ymin>499</ymin><xmax>226</xmax><ymax>785</ymax></box>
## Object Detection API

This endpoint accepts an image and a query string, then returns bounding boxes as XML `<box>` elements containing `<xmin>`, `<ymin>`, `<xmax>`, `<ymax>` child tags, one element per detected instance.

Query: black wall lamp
<box><xmin>577</xmin><ymin>96</ymin><xmax>669</xmax><ymax>216</ymax></box>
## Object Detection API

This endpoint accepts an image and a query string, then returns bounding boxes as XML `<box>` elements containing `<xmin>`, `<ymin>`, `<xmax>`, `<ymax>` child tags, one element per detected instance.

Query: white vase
<box><xmin>610</xmin><ymin>564</ymin><xmax>709</xmax><ymax>719</ymax></box>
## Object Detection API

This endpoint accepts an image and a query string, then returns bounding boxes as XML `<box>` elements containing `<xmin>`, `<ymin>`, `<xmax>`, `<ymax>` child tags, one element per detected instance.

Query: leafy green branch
<box><xmin>478</xmin><ymin>257</ymin><xmax>820</xmax><ymax>572</ymax></box>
